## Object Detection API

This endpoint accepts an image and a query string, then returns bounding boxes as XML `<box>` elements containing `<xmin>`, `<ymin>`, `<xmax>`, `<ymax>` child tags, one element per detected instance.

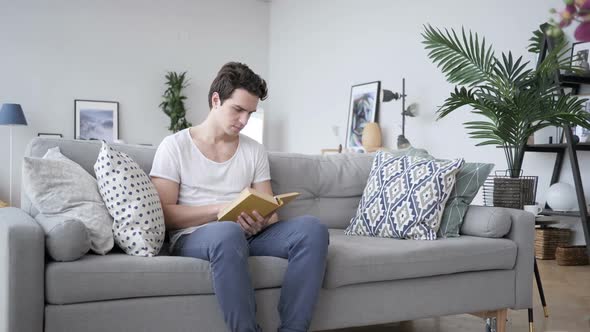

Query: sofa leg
<box><xmin>534</xmin><ymin>259</ymin><xmax>549</xmax><ymax>318</ymax></box>
<box><xmin>495</xmin><ymin>309</ymin><xmax>507</xmax><ymax>332</ymax></box>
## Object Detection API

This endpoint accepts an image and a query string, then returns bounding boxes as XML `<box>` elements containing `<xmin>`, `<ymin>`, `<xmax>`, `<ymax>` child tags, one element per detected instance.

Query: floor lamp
<box><xmin>0</xmin><ymin>103</ymin><xmax>28</xmax><ymax>206</ymax></box>
<box><xmin>382</xmin><ymin>78</ymin><xmax>418</xmax><ymax>149</ymax></box>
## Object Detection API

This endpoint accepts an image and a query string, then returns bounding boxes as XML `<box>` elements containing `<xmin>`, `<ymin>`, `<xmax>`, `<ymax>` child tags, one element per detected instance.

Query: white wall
<box><xmin>267</xmin><ymin>0</ymin><xmax>588</xmax><ymax>244</ymax></box>
<box><xmin>0</xmin><ymin>0</ymin><xmax>270</xmax><ymax>206</ymax></box>
<box><xmin>1</xmin><ymin>0</ymin><xmax>587</xmax><ymax>244</ymax></box>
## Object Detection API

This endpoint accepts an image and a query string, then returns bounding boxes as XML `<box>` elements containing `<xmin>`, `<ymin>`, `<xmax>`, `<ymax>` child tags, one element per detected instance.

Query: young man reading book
<box><xmin>150</xmin><ymin>62</ymin><xmax>329</xmax><ymax>332</ymax></box>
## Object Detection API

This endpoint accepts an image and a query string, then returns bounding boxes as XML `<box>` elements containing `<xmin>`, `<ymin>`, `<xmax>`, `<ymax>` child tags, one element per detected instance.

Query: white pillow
<box><xmin>23</xmin><ymin>147</ymin><xmax>114</xmax><ymax>254</ymax></box>
<box><xmin>94</xmin><ymin>142</ymin><xmax>165</xmax><ymax>257</ymax></box>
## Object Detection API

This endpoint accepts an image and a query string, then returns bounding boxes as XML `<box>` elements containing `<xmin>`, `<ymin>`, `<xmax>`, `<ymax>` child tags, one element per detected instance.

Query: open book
<box><xmin>217</xmin><ymin>188</ymin><xmax>300</xmax><ymax>222</ymax></box>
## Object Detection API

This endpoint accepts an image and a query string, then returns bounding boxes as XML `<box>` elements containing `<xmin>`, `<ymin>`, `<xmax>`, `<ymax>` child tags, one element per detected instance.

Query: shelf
<box><xmin>540</xmin><ymin>209</ymin><xmax>581</xmax><ymax>217</ymax></box>
<box><xmin>559</xmin><ymin>73</ymin><xmax>590</xmax><ymax>85</ymax></box>
<box><xmin>525</xmin><ymin>144</ymin><xmax>567</xmax><ymax>152</ymax></box>
<box><xmin>524</xmin><ymin>143</ymin><xmax>590</xmax><ymax>153</ymax></box>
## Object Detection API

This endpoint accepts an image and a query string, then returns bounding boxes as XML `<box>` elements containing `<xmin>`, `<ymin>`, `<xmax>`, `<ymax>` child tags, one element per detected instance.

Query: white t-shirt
<box><xmin>150</xmin><ymin>128</ymin><xmax>271</xmax><ymax>249</ymax></box>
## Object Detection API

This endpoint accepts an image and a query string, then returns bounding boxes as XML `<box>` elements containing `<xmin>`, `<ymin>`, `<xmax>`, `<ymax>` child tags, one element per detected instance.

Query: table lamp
<box><xmin>0</xmin><ymin>103</ymin><xmax>28</xmax><ymax>206</ymax></box>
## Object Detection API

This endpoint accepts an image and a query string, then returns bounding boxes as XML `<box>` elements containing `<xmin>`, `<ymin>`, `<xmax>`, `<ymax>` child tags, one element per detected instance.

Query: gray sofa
<box><xmin>0</xmin><ymin>138</ymin><xmax>534</xmax><ymax>332</ymax></box>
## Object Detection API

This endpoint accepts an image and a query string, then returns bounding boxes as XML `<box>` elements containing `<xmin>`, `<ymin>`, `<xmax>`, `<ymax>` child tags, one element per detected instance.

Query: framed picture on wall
<box><xmin>345</xmin><ymin>81</ymin><xmax>381</xmax><ymax>152</ymax></box>
<box><xmin>74</xmin><ymin>99</ymin><xmax>119</xmax><ymax>142</ymax></box>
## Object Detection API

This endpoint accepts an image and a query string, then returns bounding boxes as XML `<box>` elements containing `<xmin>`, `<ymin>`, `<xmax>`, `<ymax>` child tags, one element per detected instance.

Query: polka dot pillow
<box><xmin>94</xmin><ymin>142</ymin><xmax>165</xmax><ymax>256</ymax></box>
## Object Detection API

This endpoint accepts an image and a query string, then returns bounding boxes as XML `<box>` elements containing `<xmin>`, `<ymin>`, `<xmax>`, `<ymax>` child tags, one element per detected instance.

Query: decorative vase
<box><xmin>546</xmin><ymin>182</ymin><xmax>578</xmax><ymax>212</ymax></box>
<box><xmin>362</xmin><ymin>122</ymin><xmax>382</xmax><ymax>152</ymax></box>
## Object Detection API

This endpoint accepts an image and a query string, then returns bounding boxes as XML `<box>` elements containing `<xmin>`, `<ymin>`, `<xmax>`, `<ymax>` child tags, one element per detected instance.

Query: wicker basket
<box><xmin>483</xmin><ymin>173</ymin><xmax>538</xmax><ymax>210</ymax></box>
<box><xmin>556</xmin><ymin>246</ymin><xmax>590</xmax><ymax>266</ymax></box>
<box><xmin>534</xmin><ymin>228</ymin><xmax>571</xmax><ymax>260</ymax></box>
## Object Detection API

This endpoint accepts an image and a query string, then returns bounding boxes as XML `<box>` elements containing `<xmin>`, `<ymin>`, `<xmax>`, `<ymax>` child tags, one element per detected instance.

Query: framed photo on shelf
<box><xmin>571</xmin><ymin>41</ymin><xmax>590</xmax><ymax>74</ymax></box>
<box><xmin>74</xmin><ymin>99</ymin><xmax>119</xmax><ymax>142</ymax></box>
<box><xmin>345</xmin><ymin>81</ymin><xmax>381</xmax><ymax>152</ymax></box>
<box><xmin>37</xmin><ymin>133</ymin><xmax>63</xmax><ymax>138</ymax></box>
<box><xmin>574</xmin><ymin>94</ymin><xmax>590</xmax><ymax>143</ymax></box>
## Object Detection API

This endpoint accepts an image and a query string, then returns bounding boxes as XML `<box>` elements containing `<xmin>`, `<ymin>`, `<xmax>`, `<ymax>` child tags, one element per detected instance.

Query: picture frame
<box><xmin>570</xmin><ymin>41</ymin><xmax>590</xmax><ymax>75</ymax></box>
<box><xmin>574</xmin><ymin>94</ymin><xmax>590</xmax><ymax>143</ymax></box>
<box><xmin>345</xmin><ymin>81</ymin><xmax>381</xmax><ymax>152</ymax></box>
<box><xmin>37</xmin><ymin>133</ymin><xmax>63</xmax><ymax>138</ymax></box>
<box><xmin>74</xmin><ymin>99</ymin><xmax>119</xmax><ymax>142</ymax></box>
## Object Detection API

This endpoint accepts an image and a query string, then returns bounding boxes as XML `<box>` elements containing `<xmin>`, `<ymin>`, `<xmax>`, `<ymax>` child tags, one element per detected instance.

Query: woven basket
<box><xmin>534</xmin><ymin>228</ymin><xmax>570</xmax><ymax>260</ymax></box>
<box><xmin>556</xmin><ymin>246</ymin><xmax>590</xmax><ymax>266</ymax></box>
<box><xmin>492</xmin><ymin>177</ymin><xmax>537</xmax><ymax>210</ymax></box>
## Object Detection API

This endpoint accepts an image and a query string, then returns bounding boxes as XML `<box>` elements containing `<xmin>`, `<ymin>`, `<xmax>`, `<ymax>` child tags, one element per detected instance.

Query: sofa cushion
<box><xmin>268</xmin><ymin>148</ymin><xmax>431</xmax><ymax>230</ymax></box>
<box><xmin>460</xmin><ymin>205</ymin><xmax>512</xmax><ymax>238</ymax></box>
<box><xmin>94</xmin><ymin>142</ymin><xmax>166</xmax><ymax>257</ymax></box>
<box><xmin>34</xmin><ymin>214</ymin><xmax>90</xmax><ymax>262</ymax></box>
<box><xmin>22</xmin><ymin>147</ymin><xmax>114</xmax><ymax>255</ymax></box>
<box><xmin>345</xmin><ymin>152</ymin><xmax>464</xmax><ymax>240</ymax></box>
<box><xmin>45</xmin><ymin>253</ymin><xmax>288</xmax><ymax>305</ymax></box>
<box><xmin>22</xmin><ymin>138</ymin><xmax>158</xmax><ymax>218</ymax></box>
<box><xmin>323</xmin><ymin>229</ymin><xmax>517</xmax><ymax>288</ymax></box>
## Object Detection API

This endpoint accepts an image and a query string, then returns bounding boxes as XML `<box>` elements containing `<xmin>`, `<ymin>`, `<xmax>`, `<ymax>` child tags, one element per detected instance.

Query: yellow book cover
<box><xmin>217</xmin><ymin>188</ymin><xmax>300</xmax><ymax>222</ymax></box>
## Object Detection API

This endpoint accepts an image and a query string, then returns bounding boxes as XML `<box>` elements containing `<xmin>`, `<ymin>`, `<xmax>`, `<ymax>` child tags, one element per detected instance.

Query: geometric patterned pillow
<box><xmin>345</xmin><ymin>151</ymin><xmax>464</xmax><ymax>240</ymax></box>
<box><xmin>94</xmin><ymin>142</ymin><xmax>166</xmax><ymax>257</ymax></box>
<box><xmin>438</xmin><ymin>162</ymin><xmax>494</xmax><ymax>237</ymax></box>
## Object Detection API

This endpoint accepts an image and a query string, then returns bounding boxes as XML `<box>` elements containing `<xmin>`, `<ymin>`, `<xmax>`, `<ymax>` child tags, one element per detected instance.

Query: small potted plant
<box><xmin>160</xmin><ymin>71</ymin><xmax>192</xmax><ymax>133</ymax></box>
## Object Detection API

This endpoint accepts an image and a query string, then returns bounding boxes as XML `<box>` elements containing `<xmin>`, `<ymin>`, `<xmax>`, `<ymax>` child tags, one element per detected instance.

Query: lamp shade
<box><xmin>362</xmin><ymin>122</ymin><xmax>382</xmax><ymax>152</ymax></box>
<box><xmin>397</xmin><ymin>135</ymin><xmax>411</xmax><ymax>149</ymax></box>
<box><xmin>0</xmin><ymin>104</ymin><xmax>28</xmax><ymax>126</ymax></box>
<box><xmin>382</xmin><ymin>89</ymin><xmax>400</xmax><ymax>103</ymax></box>
<box><xmin>546</xmin><ymin>182</ymin><xmax>578</xmax><ymax>212</ymax></box>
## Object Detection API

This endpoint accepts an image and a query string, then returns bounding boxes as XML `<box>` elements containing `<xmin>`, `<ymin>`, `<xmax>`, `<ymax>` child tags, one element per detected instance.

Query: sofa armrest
<box><xmin>0</xmin><ymin>207</ymin><xmax>44</xmax><ymax>332</ymax></box>
<box><xmin>504</xmin><ymin>207</ymin><xmax>535</xmax><ymax>310</ymax></box>
<box><xmin>463</xmin><ymin>205</ymin><xmax>534</xmax><ymax>309</ymax></box>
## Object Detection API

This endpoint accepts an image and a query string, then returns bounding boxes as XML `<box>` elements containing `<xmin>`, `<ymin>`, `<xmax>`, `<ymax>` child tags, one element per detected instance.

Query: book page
<box><xmin>275</xmin><ymin>192</ymin><xmax>300</xmax><ymax>206</ymax></box>
<box><xmin>245</xmin><ymin>187</ymin><xmax>278</xmax><ymax>204</ymax></box>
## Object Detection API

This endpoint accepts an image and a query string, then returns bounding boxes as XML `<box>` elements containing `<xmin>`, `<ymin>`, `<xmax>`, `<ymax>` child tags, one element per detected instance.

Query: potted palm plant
<box><xmin>160</xmin><ymin>71</ymin><xmax>192</xmax><ymax>133</ymax></box>
<box><xmin>422</xmin><ymin>24</ymin><xmax>590</xmax><ymax>179</ymax></box>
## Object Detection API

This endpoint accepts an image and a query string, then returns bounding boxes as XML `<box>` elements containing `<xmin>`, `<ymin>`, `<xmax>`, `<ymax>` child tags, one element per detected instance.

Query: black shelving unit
<box><xmin>525</xmin><ymin>30</ymin><xmax>590</xmax><ymax>257</ymax></box>
<box><xmin>540</xmin><ymin>209</ymin><xmax>582</xmax><ymax>218</ymax></box>
<box><xmin>525</xmin><ymin>141</ymin><xmax>590</xmax><ymax>256</ymax></box>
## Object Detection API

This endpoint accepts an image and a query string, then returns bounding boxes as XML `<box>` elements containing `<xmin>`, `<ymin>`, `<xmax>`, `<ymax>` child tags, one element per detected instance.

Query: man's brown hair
<box><xmin>208</xmin><ymin>62</ymin><xmax>268</xmax><ymax>108</ymax></box>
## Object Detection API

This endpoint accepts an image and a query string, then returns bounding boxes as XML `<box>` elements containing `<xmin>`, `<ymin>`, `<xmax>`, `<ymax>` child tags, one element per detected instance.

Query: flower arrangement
<box><xmin>550</xmin><ymin>0</ymin><xmax>590</xmax><ymax>41</ymax></box>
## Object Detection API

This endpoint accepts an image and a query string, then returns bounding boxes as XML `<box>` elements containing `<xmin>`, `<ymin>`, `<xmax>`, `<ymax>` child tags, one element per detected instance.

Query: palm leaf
<box><xmin>422</xmin><ymin>25</ymin><xmax>496</xmax><ymax>87</ymax></box>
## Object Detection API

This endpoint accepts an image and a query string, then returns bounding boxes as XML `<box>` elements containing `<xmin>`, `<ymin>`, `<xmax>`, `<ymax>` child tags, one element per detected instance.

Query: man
<box><xmin>150</xmin><ymin>62</ymin><xmax>329</xmax><ymax>332</ymax></box>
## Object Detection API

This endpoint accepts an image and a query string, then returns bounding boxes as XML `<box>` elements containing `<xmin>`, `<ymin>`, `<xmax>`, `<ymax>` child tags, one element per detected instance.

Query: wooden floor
<box><xmin>323</xmin><ymin>260</ymin><xmax>590</xmax><ymax>332</ymax></box>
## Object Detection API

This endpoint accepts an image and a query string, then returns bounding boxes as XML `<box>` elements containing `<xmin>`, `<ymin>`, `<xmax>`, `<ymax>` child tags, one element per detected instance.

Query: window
<box><xmin>241</xmin><ymin>110</ymin><xmax>264</xmax><ymax>144</ymax></box>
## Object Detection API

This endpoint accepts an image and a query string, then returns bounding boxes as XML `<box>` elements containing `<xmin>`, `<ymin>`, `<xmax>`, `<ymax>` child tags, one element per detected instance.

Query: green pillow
<box><xmin>437</xmin><ymin>162</ymin><xmax>494</xmax><ymax>237</ymax></box>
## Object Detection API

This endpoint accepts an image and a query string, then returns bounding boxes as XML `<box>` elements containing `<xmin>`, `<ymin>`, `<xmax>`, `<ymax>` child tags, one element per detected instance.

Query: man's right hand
<box><xmin>236</xmin><ymin>212</ymin><xmax>263</xmax><ymax>237</ymax></box>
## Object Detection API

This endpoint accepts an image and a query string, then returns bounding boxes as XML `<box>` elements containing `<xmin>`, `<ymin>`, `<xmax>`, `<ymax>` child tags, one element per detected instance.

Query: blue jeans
<box><xmin>173</xmin><ymin>215</ymin><xmax>330</xmax><ymax>332</ymax></box>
